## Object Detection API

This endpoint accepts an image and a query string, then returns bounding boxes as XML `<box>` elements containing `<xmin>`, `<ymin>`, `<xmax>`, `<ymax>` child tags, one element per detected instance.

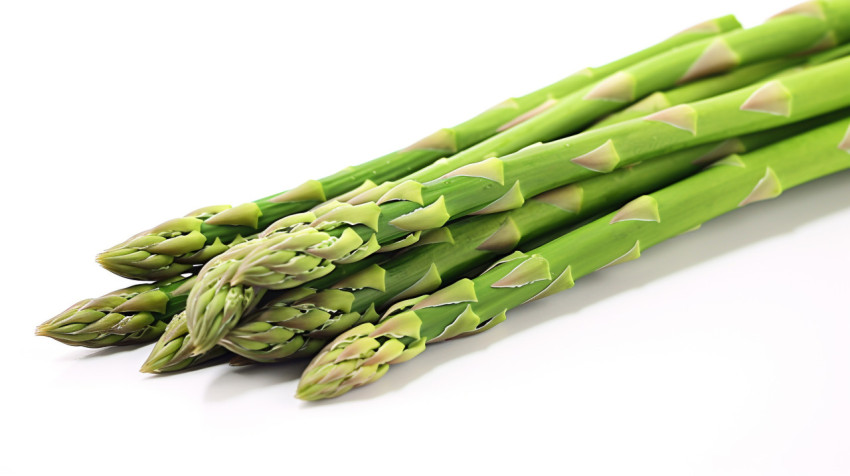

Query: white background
<box><xmin>2</xmin><ymin>1</ymin><xmax>849</xmax><ymax>475</ymax></box>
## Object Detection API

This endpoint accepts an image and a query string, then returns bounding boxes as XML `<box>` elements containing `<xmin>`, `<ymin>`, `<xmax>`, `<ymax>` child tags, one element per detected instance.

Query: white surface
<box><xmin>1</xmin><ymin>1</ymin><xmax>848</xmax><ymax>475</ymax></box>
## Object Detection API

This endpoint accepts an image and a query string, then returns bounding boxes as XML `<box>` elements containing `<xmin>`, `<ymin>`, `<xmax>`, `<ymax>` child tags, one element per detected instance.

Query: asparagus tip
<box><xmin>94</xmin><ymin>251</ymin><xmax>119</xmax><ymax>271</ymax></box>
<box><xmin>139</xmin><ymin>363</ymin><xmax>158</xmax><ymax>374</ymax></box>
<box><xmin>140</xmin><ymin>345</ymin><xmax>176</xmax><ymax>374</ymax></box>
<box><xmin>294</xmin><ymin>388</ymin><xmax>319</xmax><ymax>401</ymax></box>
<box><xmin>140</xmin><ymin>348</ymin><xmax>179</xmax><ymax>374</ymax></box>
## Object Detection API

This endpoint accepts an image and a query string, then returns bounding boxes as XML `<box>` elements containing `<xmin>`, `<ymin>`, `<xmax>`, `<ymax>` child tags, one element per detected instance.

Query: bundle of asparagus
<box><xmin>38</xmin><ymin>0</ymin><xmax>850</xmax><ymax>402</ymax></box>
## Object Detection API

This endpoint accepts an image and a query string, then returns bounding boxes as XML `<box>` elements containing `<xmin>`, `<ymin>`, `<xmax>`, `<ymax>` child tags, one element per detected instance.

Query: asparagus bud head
<box><xmin>97</xmin><ymin>205</ymin><xmax>256</xmax><ymax>280</ymax></box>
<box><xmin>296</xmin><ymin>315</ymin><xmax>426</xmax><ymax>401</ymax></box>
<box><xmin>140</xmin><ymin>312</ymin><xmax>228</xmax><ymax>373</ymax></box>
<box><xmin>36</xmin><ymin>280</ymin><xmax>183</xmax><ymax>347</ymax></box>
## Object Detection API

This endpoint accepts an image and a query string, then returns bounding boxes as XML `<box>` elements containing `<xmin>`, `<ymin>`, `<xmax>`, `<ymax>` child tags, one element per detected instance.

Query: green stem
<box><xmin>96</xmin><ymin>16</ymin><xmax>739</xmax><ymax>281</ymax></box>
<box><xmin>220</xmin><ymin>122</ymin><xmax>806</xmax><ymax>363</ymax></box>
<box><xmin>296</xmin><ymin>115</ymin><xmax>850</xmax><ymax>400</ymax></box>
<box><xmin>590</xmin><ymin>58</ymin><xmax>801</xmax><ymax>129</ymax></box>
<box><xmin>349</xmin><ymin>2</ymin><xmax>850</xmax><ymax>194</ymax></box>
<box><xmin>593</xmin><ymin>43</ymin><xmax>850</xmax><ymax>130</ymax></box>
<box><xmin>185</xmin><ymin>3</ymin><xmax>850</xmax><ymax>355</ymax></box>
<box><xmin>240</xmin><ymin>55</ymin><xmax>850</xmax><ymax>290</ymax></box>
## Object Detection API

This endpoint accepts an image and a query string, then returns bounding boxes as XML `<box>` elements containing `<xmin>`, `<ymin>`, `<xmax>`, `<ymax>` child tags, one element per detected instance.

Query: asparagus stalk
<box><xmin>96</xmin><ymin>16</ymin><xmax>740</xmax><ymax>281</ymax></box>
<box><xmin>218</xmin><ymin>124</ymin><xmax>801</xmax><ymax>363</ymax></box>
<box><xmin>147</xmin><ymin>113</ymin><xmax>836</xmax><ymax>369</ymax></box>
<box><xmin>185</xmin><ymin>53</ymin><xmax>850</xmax><ymax>355</ymax></box>
<box><xmin>590</xmin><ymin>59</ymin><xmax>799</xmax><ymax>129</ymax></box>
<box><xmin>345</xmin><ymin>1</ymin><xmax>850</xmax><ymax>201</ymax></box>
<box><xmin>36</xmin><ymin>276</ymin><xmax>195</xmax><ymax>348</ymax></box>
<box><xmin>56</xmin><ymin>103</ymin><xmax>848</xmax><ymax>354</ymax></box>
<box><xmin>593</xmin><ymin>44</ymin><xmax>850</xmax><ymax>129</ymax></box>
<box><xmin>296</xmin><ymin>115</ymin><xmax>850</xmax><ymax>401</ymax></box>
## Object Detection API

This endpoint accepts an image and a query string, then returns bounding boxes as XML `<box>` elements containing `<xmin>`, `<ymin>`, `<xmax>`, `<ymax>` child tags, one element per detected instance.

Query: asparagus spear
<box><xmin>218</xmin><ymin>124</ymin><xmax>801</xmax><ymax>363</ymax></box>
<box><xmin>590</xmin><ymin>59</ymin><xmax>799</xmax><ymax>129</ymax></box>
<box><xmin>344</xmin><ymin>1</ymin><xmax>850</xmax><ymax>202</ymax></box>
<box><xmin>96</xmin><ymin>16</ymin><xmax>740</xmax><ymax>281</ymax></box>
<box><xmin>147</xmin><ymin>113</ymin><xmax>839</xmax><ymax>370</ymax></box>
<box><xmin>593</xmin><ymin>44</ymin><xmax>850</xmax><ymax>129</ymax></box>
<box><xmin>35</xmin><ymin>276</ymin><xmax>195</xmax><ymax>348</ymax></box>
<box><xmin>185</xmin><ymin>53</ymin><xmax>850</xmax><ymax>355</ymax></box>
<box><xmin>296</xmin><ymin>115</ymin><xmax>850</xmax><ymax>401</ymax></box>
<box><xmin>63</xmin><ymin>105</ymin><xmax>847</xmax><ymax>355</ymax></box>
